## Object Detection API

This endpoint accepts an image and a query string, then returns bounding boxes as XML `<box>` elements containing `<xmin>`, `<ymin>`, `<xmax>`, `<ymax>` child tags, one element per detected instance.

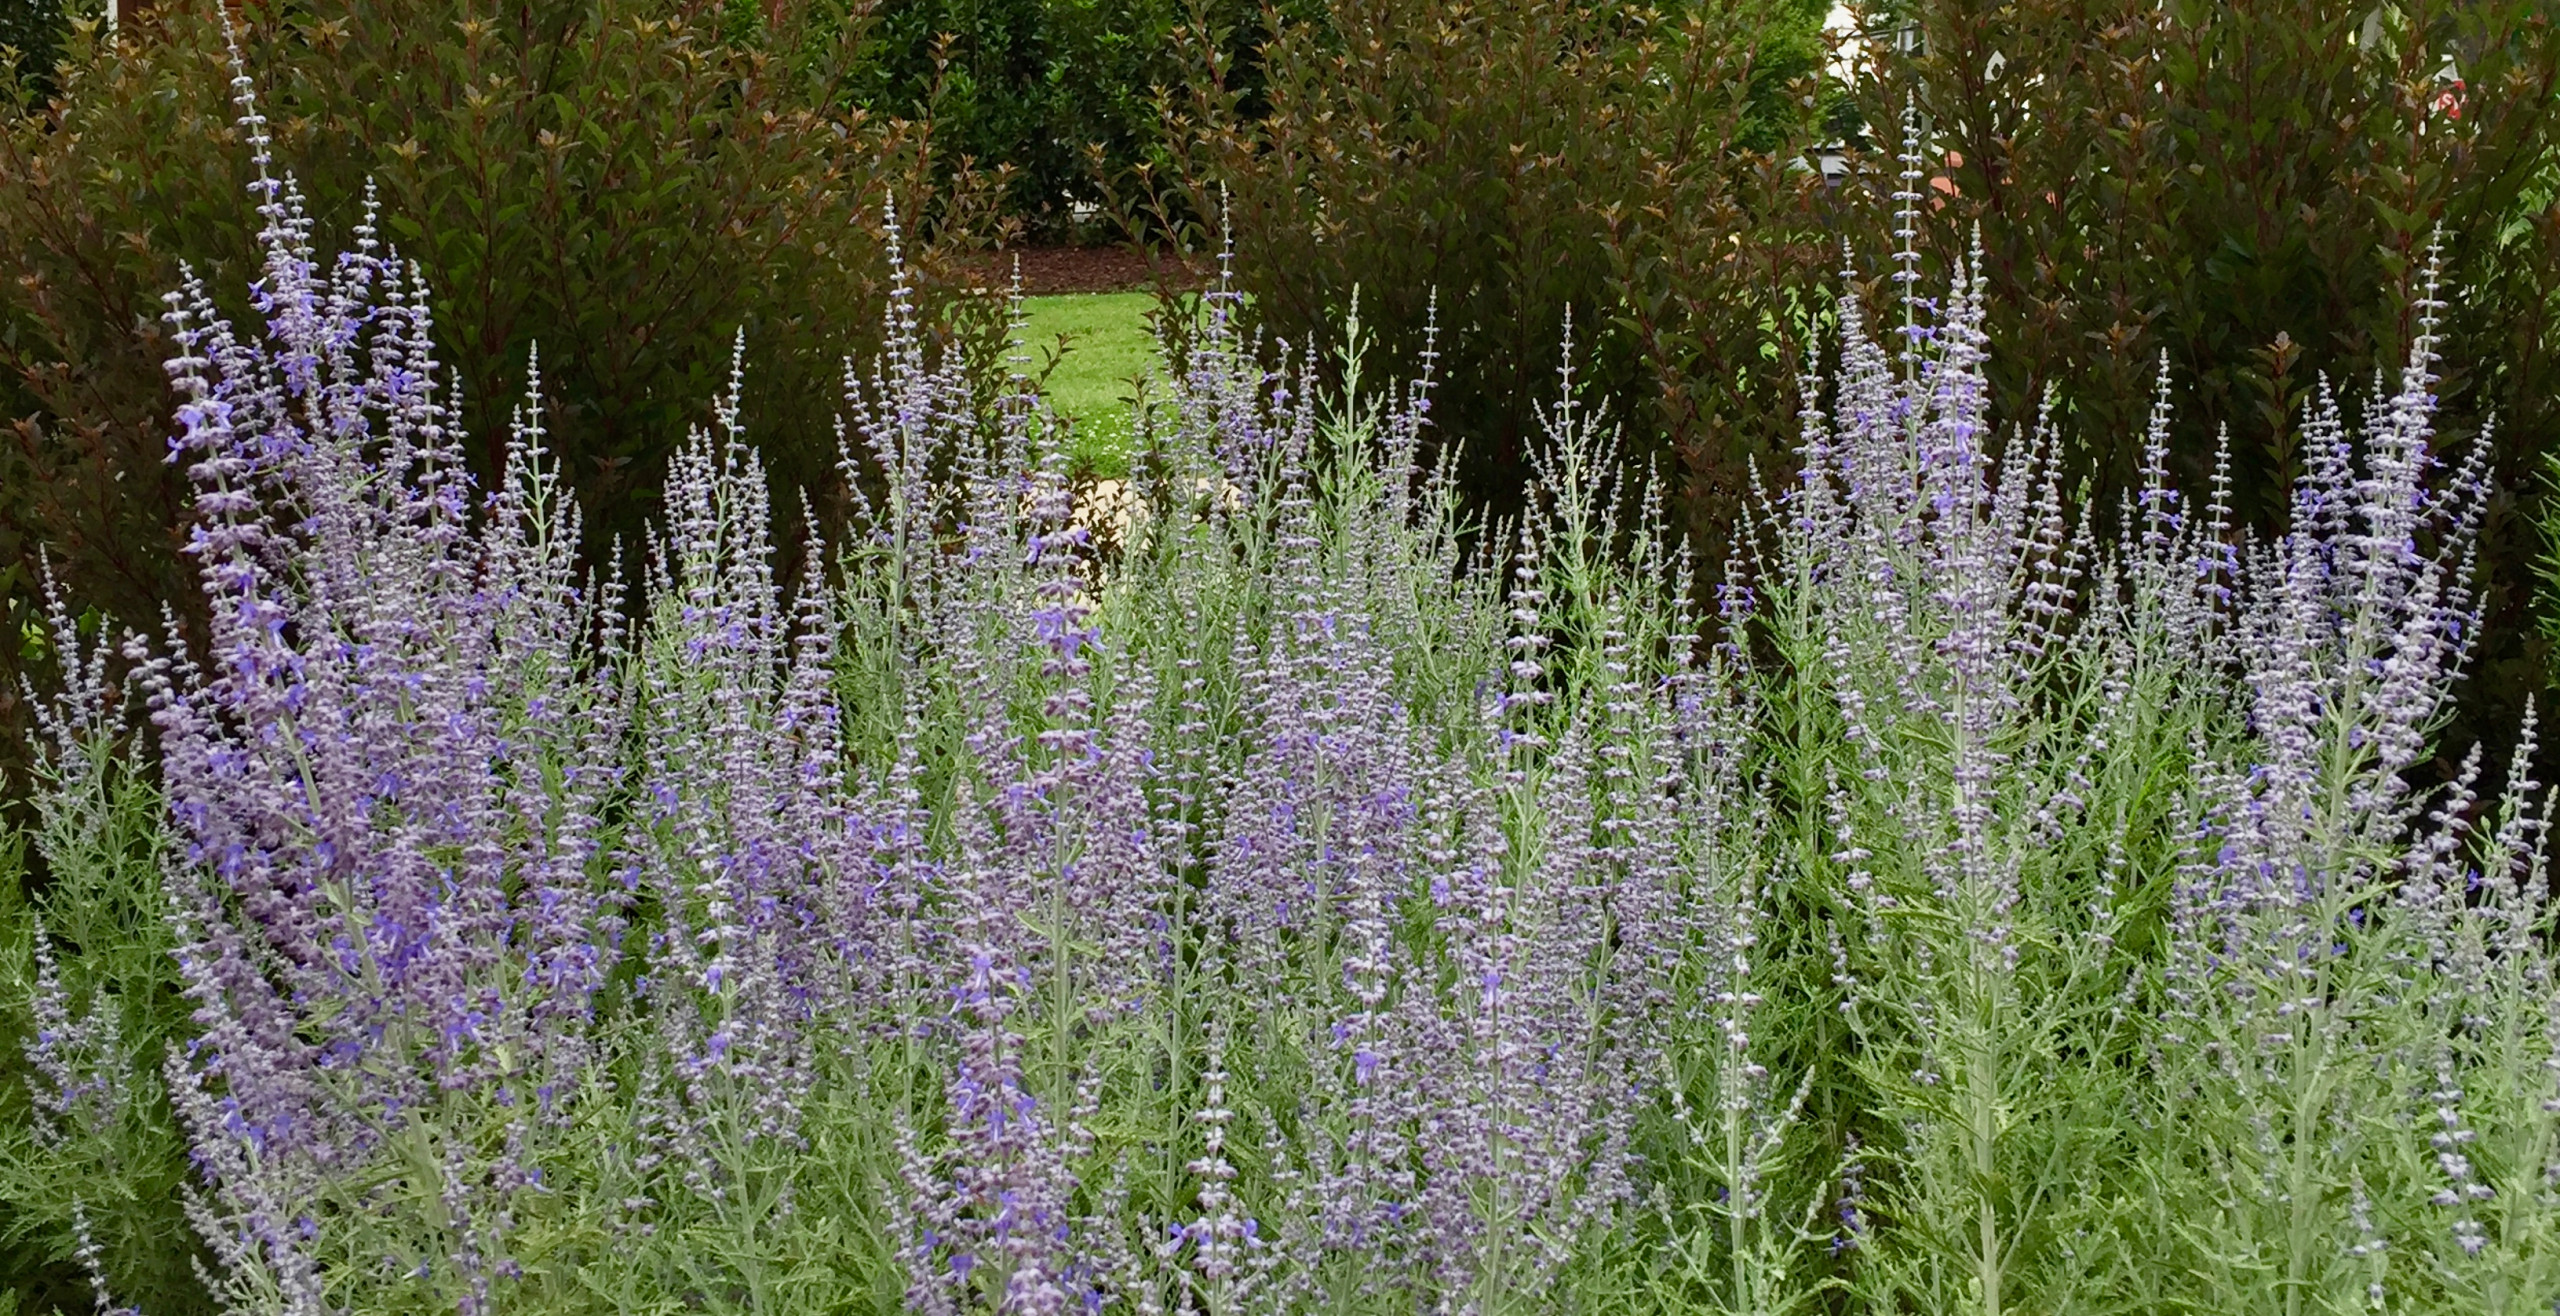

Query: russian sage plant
<box><xmin>4</xmin><ymin>56</ymin><xmax>2555</xmax><ymax>1316</ymax></box>
<box><xmin>131</xmin><ymin>57</ymin><xmax>633</xmax><ymax>1315</ymax></box>
<box><xmin>3</xmin><ymin>568</ymin><xmax>197</xmax><ymax>1316</ymax></box>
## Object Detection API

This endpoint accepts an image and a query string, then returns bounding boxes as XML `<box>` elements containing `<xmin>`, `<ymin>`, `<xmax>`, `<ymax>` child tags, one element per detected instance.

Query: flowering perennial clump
<box><xmin>5</xmin><ymin>70</ymin><xmax>2556</xmax><ymax>1316</ymax></box>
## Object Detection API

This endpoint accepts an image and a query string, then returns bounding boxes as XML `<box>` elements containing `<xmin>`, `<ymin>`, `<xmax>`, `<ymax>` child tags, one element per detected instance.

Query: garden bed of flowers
<box><xmin>5</xmin><ymin>66</ymin><xmax>2556</xmax><ymax>1316</ymax></box>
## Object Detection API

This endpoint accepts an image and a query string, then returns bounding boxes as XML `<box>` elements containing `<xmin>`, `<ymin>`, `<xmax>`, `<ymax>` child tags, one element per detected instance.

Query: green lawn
<box><xmin>1020</xmin><ymin>292</ymin><xmax>1159</xmax><ymax>479</ymax></box>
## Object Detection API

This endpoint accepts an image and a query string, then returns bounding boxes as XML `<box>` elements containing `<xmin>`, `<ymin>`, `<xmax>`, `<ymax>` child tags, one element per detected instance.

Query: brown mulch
<box><xmin>958</xmin><ymin>245</ymin><xmax>1214</xmax><ymax>296</ymax></box>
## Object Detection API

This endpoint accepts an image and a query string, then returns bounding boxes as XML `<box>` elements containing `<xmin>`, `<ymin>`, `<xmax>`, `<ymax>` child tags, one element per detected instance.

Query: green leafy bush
<box><xmin>0</xmin><ymin>0</ymin><xmax>66</xmax><ymax>100</ymax></box>
<box><xmin>836</xmin><ymin>0</ymin><xmax>1310</xmax><ymax>238</ymax></box>
<box><xmin>839</xmin><ymin>0</ymin><xmax>1069</xmax><ymax>223</ymax></box>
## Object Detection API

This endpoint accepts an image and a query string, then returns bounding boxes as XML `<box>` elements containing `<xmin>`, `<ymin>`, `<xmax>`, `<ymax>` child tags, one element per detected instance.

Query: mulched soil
<box><xmin>958</xmin><ymin>245</ymin><xmax>1213</xmax><ymax>296</ymax></box>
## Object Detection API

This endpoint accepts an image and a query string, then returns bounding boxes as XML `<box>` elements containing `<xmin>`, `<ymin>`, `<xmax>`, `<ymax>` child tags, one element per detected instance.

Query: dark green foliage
<box><xmin>837</xmin><ymin>0</ymin><xmax>1295</xmax><ymax>238</ymax></box>
<box><xmin>842</xmin><ymin>0</ymin><xmax>1070</xmax><ymax>223</ymax></box>
<box><xmin>2542</xmin><ymin>444</ymin><xmax>2560</xmax><ymax>648</ymax></box>
<box><xmin>0</xmin><ymin>0</ymin><xmax>65</xmax><ymax>101</ymax></box>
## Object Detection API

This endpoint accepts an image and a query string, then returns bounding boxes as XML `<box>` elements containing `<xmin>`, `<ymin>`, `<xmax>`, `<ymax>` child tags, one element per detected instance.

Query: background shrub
<box><xmin>0</xmin><ymin>0</ymin><xmax>1007</xmax><ymax>810</ymax></box>
<box><xmin>0</xmin><ymin>0</ymin><xmax>65</xmax><ymax>100</ymax></box>
<box><xmin>839</xmin><ymin>0</ymin><xmax>1129</xmax><ymax>235</ymax></box>
<box><xmin>829</xmin><ymin>0</ymin><xmax>1318</xmax><ymax>239</ymax></box>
